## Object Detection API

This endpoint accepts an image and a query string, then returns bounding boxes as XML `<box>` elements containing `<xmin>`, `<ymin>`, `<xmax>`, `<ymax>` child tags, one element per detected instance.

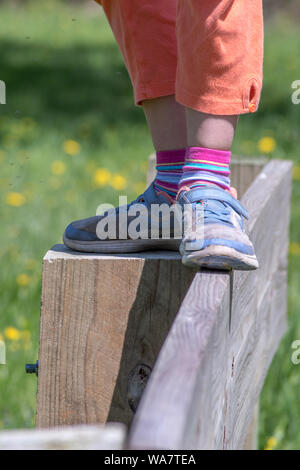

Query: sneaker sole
<box><xmin>181</xmin><ymin>244</ymin><xmax>259</xmax><ymax>271</ymax></box>
<box><xmin>63</xmin><ymin>233</ymin><xmax>181</xmax><ymax>254</ymax></box>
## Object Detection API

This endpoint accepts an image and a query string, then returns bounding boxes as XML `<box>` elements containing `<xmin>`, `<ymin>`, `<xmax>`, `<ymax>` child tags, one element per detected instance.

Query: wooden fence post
<box><xmin>36</xmin><ymin>157</ymin><xmax>292</xmax><ymax>450</ymax></box>
<box><xmin>36</xmin><ymin>250</ymin><xmax>196</xmax><ymax>427</ymax></box>
<box><xmin>128</xmin><ymin>159</ymin><xmax>292</xmax><ymax>449</ymax></box>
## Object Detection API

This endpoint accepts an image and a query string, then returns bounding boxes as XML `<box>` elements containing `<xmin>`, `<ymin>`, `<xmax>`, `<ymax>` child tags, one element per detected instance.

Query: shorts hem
<box><xmin>135</xmin><ymin>80</ymin><xmax>176</xmax><ymax>106</ymax></box>
<box><xmin>176</xmin><ymin>88</ymin><xmax>256</xmax><ymax>115</ymax></box>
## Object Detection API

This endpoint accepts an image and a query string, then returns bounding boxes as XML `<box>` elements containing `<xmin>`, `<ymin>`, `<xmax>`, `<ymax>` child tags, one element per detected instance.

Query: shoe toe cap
<box><xmin>64</xmin><ymin>221</ymin><xmax>98</xmax><ymax>242</ymax></box>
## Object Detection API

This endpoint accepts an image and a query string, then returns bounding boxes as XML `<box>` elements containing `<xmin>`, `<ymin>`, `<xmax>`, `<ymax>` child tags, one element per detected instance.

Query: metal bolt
<box><xmin>25</xmin><ymin>360</ymin><xmax>39</xmax><ymax>376</ymax></box>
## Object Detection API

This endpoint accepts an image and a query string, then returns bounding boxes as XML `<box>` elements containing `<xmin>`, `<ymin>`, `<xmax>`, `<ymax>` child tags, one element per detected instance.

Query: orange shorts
<box><xmin>96</xmin><ymin>0</ymin><xmax>264</xmax><ymax>115</ymax></box>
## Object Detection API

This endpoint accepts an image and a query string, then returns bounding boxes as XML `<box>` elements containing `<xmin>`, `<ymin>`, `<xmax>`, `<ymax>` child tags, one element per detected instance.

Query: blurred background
<box><xmin>0</xmin><ymin>0</ymin><xmax>299</xmax><ymax>450</ymax></box>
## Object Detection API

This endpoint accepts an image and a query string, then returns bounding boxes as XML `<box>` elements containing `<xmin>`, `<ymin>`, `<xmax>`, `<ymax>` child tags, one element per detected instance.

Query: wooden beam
<box><xmin>0</xmin><ymin>424</ymin><xmax>125</xmax><ymax>450</ymax></box>
<box><xmin>128</xmin><ymin>160</ymin><xmax>292</xmax><ymax>449</ymax></box>
<box><xmin>36</xmin><ymin>249</ymin><xmax>197</xmax><ymax>427</ymax></box>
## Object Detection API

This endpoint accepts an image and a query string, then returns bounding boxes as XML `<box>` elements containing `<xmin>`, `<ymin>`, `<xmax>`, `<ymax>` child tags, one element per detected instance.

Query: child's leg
<box><xmin>176</xmin><ymin>0</ymin><xmax>263</xmax><ymax>193</ymax></box>
<box><xmin>101</xmin><ymin>0</ymin><xmax>186</xmax><ymax>201</ymax></box>
<box><xmin>64</xmin><ymin>0</ymin><xmax>185</xmax><ymax>251</ymax></box>
<box><xmin>176</xmin><ymin>0</ymin><xmax>263</xmax><ymax>269</ymax></box>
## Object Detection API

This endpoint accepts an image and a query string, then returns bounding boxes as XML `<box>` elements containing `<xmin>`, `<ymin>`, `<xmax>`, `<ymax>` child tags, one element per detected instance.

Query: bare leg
<box><xmin>143</xmin><ymin>95</ymin><xmax>187</xmax><ymax>151</ymax></box>
<box><xmin>185</xmin><ymin>108</ymin><xmax>239</xmax><ymax>151</ymax></box>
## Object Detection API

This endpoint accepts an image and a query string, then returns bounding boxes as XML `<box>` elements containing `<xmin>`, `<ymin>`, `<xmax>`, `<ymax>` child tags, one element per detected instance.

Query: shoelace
<box><xmin>201</xmin><ymin>199</ymin><xmax>233</xmax><ymax>225</ymax></box>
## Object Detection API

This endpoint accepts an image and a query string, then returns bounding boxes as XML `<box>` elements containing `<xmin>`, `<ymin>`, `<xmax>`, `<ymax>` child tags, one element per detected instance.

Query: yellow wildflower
<box><xmin>5</xmin><ymin>192</ymin><xmax>26</xmax><ymax>207</ymax></box>
<box><xmin>289</xmin><ymin>242</ymin><xmax>300</xmax><ymax>255</ymax></box>
<box><xmin>110</xmin><ymin>174</ymin><xmax>127</xmax><ymax>190</ymax></box>
<box><xmin>63</xmin><ymin>139</ymin><xmax>81</xmax><ymax>156</ymax></box>
<box><xmin>5</xmin><ymin>327</ymin><xmax>21</xmax><ymax>341</ymax></box>
<box><xmin>293</xmin><ymin>166</ymin><xmax>300</xmax><ymax>180</ymax></box>
<box><xmin>51</xmin><ymin>160</ymin><xmax>66</xmax><ymax>175</ymax></box>
<box><xmin>93</xmin><ymin>168</ymin><xmax>111</xmax><ymax>187</ymax></box>
<box><xmin>258</xmin><ymin>137</ymin><xmax>276</xmax><ymax>154</ymax></box>
<box><xmin>264</xmin><ymin>436</ymin><xmax>277</xmax><ymax>450</ymax></box>
<box><xmin>16</xmin><ymin>273</ymin><xmax>30</xmax><ymax>287</ymax></box>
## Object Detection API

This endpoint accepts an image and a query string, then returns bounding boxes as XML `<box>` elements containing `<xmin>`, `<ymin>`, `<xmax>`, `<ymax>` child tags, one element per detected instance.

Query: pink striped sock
<box><xmin>178</xmin><ymin>147</ymin><xmax>231</xmax><ymax>193</ymax></box>
<box><xmin>153</xmin><ymin>148</ymin><xmax>186</xmax><ymax>202</ymax></box>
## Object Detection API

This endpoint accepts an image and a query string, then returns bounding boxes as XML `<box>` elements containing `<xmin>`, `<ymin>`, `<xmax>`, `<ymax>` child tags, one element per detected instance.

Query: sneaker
<box><xmin>63</xmin><ymin>183</ymin><xmax>181</xmax><ymax>253</ymax></box>
<box><xmin>177</xmin><ymin>185</ymin><xmax>259</xmax><ymax>270</ymax></box>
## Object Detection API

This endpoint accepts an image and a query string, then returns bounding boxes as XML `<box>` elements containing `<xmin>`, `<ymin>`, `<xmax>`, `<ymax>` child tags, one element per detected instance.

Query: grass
<box><xmin>0</xmin><ymin>0</ymin><xmax>299</xmax><ymax>449</ymax></box>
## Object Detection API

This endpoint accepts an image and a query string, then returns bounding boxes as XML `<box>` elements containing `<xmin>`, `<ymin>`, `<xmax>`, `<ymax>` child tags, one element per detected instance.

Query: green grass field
<box><xmin>0</xmin><ymin>0</ymin><xmax>299</xmax><ymax>450</ymax></box>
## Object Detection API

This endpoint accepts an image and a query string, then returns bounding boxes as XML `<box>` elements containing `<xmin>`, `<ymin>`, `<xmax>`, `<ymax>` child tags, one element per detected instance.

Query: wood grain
<box><xmin>36</xmin><ymin>249</ymin><xmax>196</xmax><ymax>427</ymax></box>
<box><xmin>129</xmin><ymin>160</ymin><xmax>292</xmax><ymax>449</ymax></box>
<box><xmin>37</xmin><ymin>158</ymin><xmax>292</xmax><ymax>450</ymax></box>
<box><xmin>0</xmin><ymin>424</ymin><xmax>125</xmax><ymax>450</ymax></box>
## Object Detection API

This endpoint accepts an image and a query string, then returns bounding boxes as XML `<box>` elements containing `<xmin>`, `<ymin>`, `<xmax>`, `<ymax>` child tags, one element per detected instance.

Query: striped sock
<box><xmin>153</xmin><ymin>148</ymin><xmax>185</xmax><ymax>202</ymax></box>
<box><xmin>178</xmin><ymin>147</ymin><xmax>231</xmax><ymax>193</ymax></box>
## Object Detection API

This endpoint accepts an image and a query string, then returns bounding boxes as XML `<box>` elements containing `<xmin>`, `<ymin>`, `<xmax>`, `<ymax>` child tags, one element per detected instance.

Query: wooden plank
<box><xmin>230</xmin><ymin>157</ymin><xmax>267</xmax><ymax>197</ymax></box>
<box><xmin>128</xmin><ymin>160</ymin><xmax>292</xmax><ymax>449</ymax></box>
<box><xmin>243</xmin><ymin>404</ymin><xmax>259</xmax><ymax>450</ymax></box>
<box><xmin>0</xmin><ymin>424</ymin><xmax>125</xmax><ymax>450</ymax></box>
<box><xmin>36</xmin><ymin>248</ymin><xmax>197</xmax><ymax>428</ymax></box>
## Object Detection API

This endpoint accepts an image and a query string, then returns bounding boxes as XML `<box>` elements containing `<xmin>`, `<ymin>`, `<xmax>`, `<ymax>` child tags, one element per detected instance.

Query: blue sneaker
<box><xmin>177</xmin><ymin>186</ymin><xmax>259</xmax><ymax>270</ymax></box>
<box><xmin>63</xmin><ymin>183</ymin><xmax>181</xmax><ymax>253</ymax></box>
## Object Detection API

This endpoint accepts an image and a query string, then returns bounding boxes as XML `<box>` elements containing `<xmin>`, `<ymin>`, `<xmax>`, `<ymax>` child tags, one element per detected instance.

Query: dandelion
<box><xmin>293</xmin><ymin>166</ymin><xmax>300</xmax><ymax>181</ymax></box>
<box><xmin>16</xmin><ymin>273</ymin><xmax>30</xmax><ymax>287</ymax></box>
<box><xmin>264</xmin><ymin>436</ymin><xmax>277</xmax><ymax>450</ymax></box>
<box><xmin>5</xmin><ymin>192</ymin><xmax>26</xmax><ymax>207</ymax></box>
<box><xmin>258</xmin><ymin>137</ymin><xmax>276</xmax><ymax>154</ymax></box>
<box><xmin>93</xmin><ymin>168</ymin><xmax>111</xmax><ymax>187</ymax></box>
<box><xmin>63</xmin><ymin>139</ymin><xmax>81</xmax><ymax>156</ymax></box>
<box><xmin>51</xmin><ymin>160</ymin><xmax>66</xmax><ymax>175</ymax></box>
<box><xmin>4</xmin><ymin>327</ymin><xmax>21</xmax><ymax>341</ymax></box>
<box><xmin>110</xmin><ymin>174</ymin><xmax>127</xmax><ymax>190</ymax></box>
<box><xmin>289</xmin><ymin>242</ymin><xmax>300</xmax><ymax>255</ymax></box>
